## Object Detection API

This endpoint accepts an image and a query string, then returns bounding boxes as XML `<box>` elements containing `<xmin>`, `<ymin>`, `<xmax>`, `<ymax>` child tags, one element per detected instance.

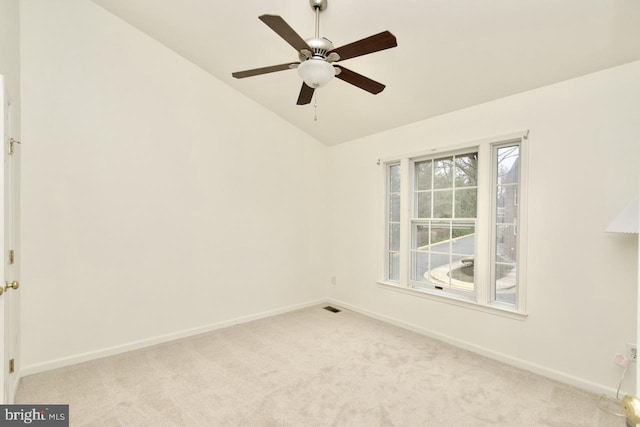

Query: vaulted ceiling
<box><xmin>90</xmin><ymin>0</ymin><xmax>640</xmax><ymax>145</ymax></box>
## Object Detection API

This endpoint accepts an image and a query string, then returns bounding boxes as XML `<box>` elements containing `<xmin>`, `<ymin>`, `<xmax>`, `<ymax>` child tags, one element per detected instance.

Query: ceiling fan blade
<box><xmin>331</xmin><ymin>31</ymin><xmax>397</xmax><ymax>62</ymax></box>
<box><xmin>259</xmin><ymin>15</ymin><xmax>311</xmax><ymax>53</ymax></box>
<box><xmin>335</xmin><ymin>66</ymin><xmax>386</xmax><ymax>94</ymax></box>
<box><xmin>232</xmin><ymin>63</ymin><xmax>298</xmax><ymax>79</ymax></box>
<box><xmin>297</xmin><ymin>83</ymin><xmax>315</xmax><ymax>105</ymax></box>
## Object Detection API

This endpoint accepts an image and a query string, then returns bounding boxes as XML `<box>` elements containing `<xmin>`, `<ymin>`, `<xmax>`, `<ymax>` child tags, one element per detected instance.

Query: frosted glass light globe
<box><xmin>297</xmin><ymin>58</ymin><xmax>335</xmax><ymax>88</ymax></box>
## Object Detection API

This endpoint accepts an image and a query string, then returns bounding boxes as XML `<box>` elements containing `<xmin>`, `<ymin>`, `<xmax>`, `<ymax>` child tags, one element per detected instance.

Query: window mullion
<box><xmin>399</xmin><ymin>158</ymin><xmax>411</xmax><ymax>287</ymax></box>
<box><xmin>475</xmin><ymin>143</ymin><xmax>492</xmax><ymax>305</ymax></box>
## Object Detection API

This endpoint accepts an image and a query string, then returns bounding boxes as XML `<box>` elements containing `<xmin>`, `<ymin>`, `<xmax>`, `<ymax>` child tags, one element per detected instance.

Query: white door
<box><xmin>0</xmin><ymin>75</ymin><xmax>20</xmax><ymax>403</ymax></box>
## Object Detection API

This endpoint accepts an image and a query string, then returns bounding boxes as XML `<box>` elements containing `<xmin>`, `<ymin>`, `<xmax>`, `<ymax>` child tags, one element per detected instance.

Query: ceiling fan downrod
<box><xmin>310</xmin><ymin>0</ymin><xmax>327</xmax><ymax>38</ymax></box>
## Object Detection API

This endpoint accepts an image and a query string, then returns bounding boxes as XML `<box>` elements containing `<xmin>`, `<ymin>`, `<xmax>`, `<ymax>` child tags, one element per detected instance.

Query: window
<box><xmin>380</xmin><ymin>133</ymin><xmax>528</xmax><ymax>315</ymax></box>
<box><xmin>386</xmin><ymin>163</ymin><xmax>401</xmax><ymax>282</ymax></box>
<box><xmin>492</xmin><ymin>143</ymin><xmax>521</xmax><ymax>306</ymax></box>
<box><xmin>410</xmin><ymin>152</ymin><xmax>478</xmax><ymax>297</ymax></box>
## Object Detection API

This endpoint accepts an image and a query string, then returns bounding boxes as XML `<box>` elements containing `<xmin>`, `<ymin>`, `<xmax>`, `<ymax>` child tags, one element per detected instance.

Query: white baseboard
<box><xmin>22</xmin><ymin>296</ymin><xmax>620</xmax><ymax>398</ymax></box>
<box><xmin>327</xmin><ymin>298</ymin><xmax>620</xmax><ymax>397</ymax></box>
<box><xmin>21</xmin><ymin>298</ymin><xmax>328</xmax><ymax>377</ymax></box>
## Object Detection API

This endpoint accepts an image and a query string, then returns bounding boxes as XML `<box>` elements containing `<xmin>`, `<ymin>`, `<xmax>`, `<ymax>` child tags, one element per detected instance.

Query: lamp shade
<box><xmin>606</xmin><ymin>196</ymin><xmax>639</xmax><ymax>234</ymax></box>
<box><xmin>297</xmin><ymin>58</ymin><xmax>335</xmax><ymax>89</ymax></box>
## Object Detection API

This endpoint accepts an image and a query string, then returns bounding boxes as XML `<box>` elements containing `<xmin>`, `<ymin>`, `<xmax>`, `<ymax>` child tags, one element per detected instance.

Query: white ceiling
<box><xmin>89</xmin><ymin>0</ymin><xmax>640</xmax><ymax>146</ymax></box>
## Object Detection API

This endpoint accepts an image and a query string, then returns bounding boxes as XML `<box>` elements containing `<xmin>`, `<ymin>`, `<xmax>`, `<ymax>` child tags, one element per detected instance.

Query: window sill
<box><xmin>376</xmin><ymin>281</ymin><xmax>528</xmax><ymax>321</ymax></box>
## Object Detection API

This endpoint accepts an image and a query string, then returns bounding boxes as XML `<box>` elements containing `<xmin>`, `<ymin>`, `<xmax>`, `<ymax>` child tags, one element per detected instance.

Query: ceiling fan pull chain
<box><xmin>314</xmin><ymin>92</ymin><xmax>318</xmax><ymax>121</ymax></box>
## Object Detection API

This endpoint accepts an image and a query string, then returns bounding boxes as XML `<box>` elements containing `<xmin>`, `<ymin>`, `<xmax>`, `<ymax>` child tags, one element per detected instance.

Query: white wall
<box><xmin>20</xmin><ymin>0</ymin><xmax>328</xmax><ymax>371</ymax></box>
<box><xmin>328</xmin><ymin>61</ymin><xmax>640</xmax><ymax>395</ymax></box>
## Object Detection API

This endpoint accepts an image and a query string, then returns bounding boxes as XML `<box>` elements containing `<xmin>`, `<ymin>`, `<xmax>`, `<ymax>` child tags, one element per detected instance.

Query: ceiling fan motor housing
<box><xmin>299</xmin><ymin>37</ymin><xmax>335</xmax><ymax>61</ymax></box>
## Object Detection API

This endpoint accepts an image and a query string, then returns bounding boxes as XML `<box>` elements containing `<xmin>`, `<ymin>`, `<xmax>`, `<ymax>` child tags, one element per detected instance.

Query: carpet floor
<box><xmin>16</xmin><ymin>305</ymin><xmax>626</xmax><ymax>426</ymax></box>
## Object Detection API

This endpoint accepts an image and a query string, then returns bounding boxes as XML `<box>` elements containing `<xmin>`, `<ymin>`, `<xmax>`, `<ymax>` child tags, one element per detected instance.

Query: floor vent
<box><xmin>323</xmin><ymin>306</ymin><xmax>341</xmax><ymax>313</ymax></box>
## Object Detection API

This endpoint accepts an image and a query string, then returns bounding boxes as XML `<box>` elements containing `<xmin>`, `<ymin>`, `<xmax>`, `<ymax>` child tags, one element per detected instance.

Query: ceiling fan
<box><xmin>231</xmin><ymin>0</ymin><xmax>398</xmax><ymax>105</ymax></box>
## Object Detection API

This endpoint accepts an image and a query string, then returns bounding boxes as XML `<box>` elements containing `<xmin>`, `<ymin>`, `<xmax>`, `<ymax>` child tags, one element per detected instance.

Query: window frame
<box><xmin>490</xmin><ymin>141</ymin><xmax>525</xmax><ymax>310</ymax></box>
<box><xmin>408</xmin><ymin>148</ymin><xmax>480</xmax><ymax>299</ymax></box>
<box><xmin>385</xmin><ymin>162</ymin><xmax>401</xmax><ymax>283</ymax></box>
<box><xmin>377</xmin><ymin>132</ymin><xmax>529</xmax><ymax>319</ymax></box>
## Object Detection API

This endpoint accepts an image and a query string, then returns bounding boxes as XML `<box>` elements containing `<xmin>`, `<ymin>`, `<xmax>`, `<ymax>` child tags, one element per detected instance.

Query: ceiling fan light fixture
<box><xmin>297</xmin><ymin>58</ymin><xmax>335</xmax><ymax>88</ymax></box>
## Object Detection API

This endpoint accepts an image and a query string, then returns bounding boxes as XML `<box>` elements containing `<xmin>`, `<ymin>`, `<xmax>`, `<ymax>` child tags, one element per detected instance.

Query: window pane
<box><xmin>450</xmin><ymin>255</ymin><xmax>475</xmax><ymax>287</ymax></box>
<box><xmin>412</xmin><ymin>251</ymin><xmax>429</xmax><ymax>282</ymax></box>
<box><xmin>414</xmin><ymin>224</ymin><xmax>430</xmax><ymax>248</ymax></box>
<box><xmin>416</xmin><ymin>192</ymin><xmax>431</xmax><ymax>218</ymax></box>
<box><xmin>496</xmin><ymin>185</ymin><xmax>517</xmax><ymax>224</ymax></box>
<box><xmin>452</xmin><ymin>223</ymin><xmax>475</xmax><ymax>255</ymax></box>
<box><xmin>495</xmin><ymin>263</ymin><xmax>516</xmax><ymax>281</ymax></box>
<box><xmin>454</xmin><ymin>188</ymin><xmax>477</xmax><ymax>218</ymax></box>
<box><xmin>496</xmin><ymin>186</ymin><xmax>506</xmax><ymax>223</ymax></box>
<box><xmin>411</xmin><ymin>225</ymin><xmax>476</xmax><ymax>292</ymax></box>
<box><xmin>433</xmin><ymin>190</ymin><xmax>453</xmax><ymax>218</ymax></box>
<box><xmin>455</xmin><ymin>153</ymin><xmax>478</xmax><ymax>187</ymax></box>
<box><xmin>430</xmin><ymin>252</ymin><xmax>450</xmax><ymax>271</ymax></box>
<box><xmin>389</xmin><ymin>223</ymin><xmax>401</xmax><ymax>251</ymax></box>
<box><xmin>497</xmin><ymin>146</ymin><xmax>519</xmax><ymax>185</ymax></box>
<box><xmin>415</xmin><ymin>160</ymin><xmax>432</xmax><ymax>191</ymax></box>
<box><xmin>390</xmin><ymin>194</ymin><xmax>400</xmax><ymax>222</ymax></box>
<box><xmin>492</xmin><ymin>143</ymin><xmax>521</xmax><ymax>306</ymax></box>
<box><xmin>496</xmin><ymin>225</ymin><xmax>517</xmax><ymax>263</ymax></box>
<box><xmin>389</xmin><ymin>252</ymin><xmax>400</xmax><ymax>282</ymax></box>
<box><xmin>433</xmin><ymin>157</ymin><xmax>453</xmax><ymax>189</ymax></box>
<box><xmin>429</xmin><ymin>251</ymin><xmax>454</xmax><ymax>288</ymax></box>
<box><xmin>389</xmin><ymin>164</ymin><xmax>401</xmax><ymax>192</ymax></box>
<box><xmin>430</xmin><ymin>221</ymin><xmax>451</xmax><ymax>246</ymax></box>
<box><xmin>495</xmin><ymin>263</ymin><xmax>517</xmax><ymax>304</ymax></box>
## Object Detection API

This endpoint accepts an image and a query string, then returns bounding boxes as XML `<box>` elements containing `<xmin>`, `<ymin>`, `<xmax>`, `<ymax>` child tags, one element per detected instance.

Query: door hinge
<box><xmin>8</xmin><ymin>250</ymin><xmax>14</xmax><ymax>265</ymax></box>
<box><xmin>9</xmin><ymin>359</ymin><xmax>14</xmax><ymax>374</ymax></box>
<box><xmin>8</xmin><ymin>138</ymin><xmax>20</xmax><ymax>155</ymax></box>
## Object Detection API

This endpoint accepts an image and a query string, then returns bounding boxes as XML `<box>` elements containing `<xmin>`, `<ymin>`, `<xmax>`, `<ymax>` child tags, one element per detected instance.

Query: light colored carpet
<box><xmin>16</xmin><ymin>305</ymin><xmax>625</xmax><ymax>426</ymax></box>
